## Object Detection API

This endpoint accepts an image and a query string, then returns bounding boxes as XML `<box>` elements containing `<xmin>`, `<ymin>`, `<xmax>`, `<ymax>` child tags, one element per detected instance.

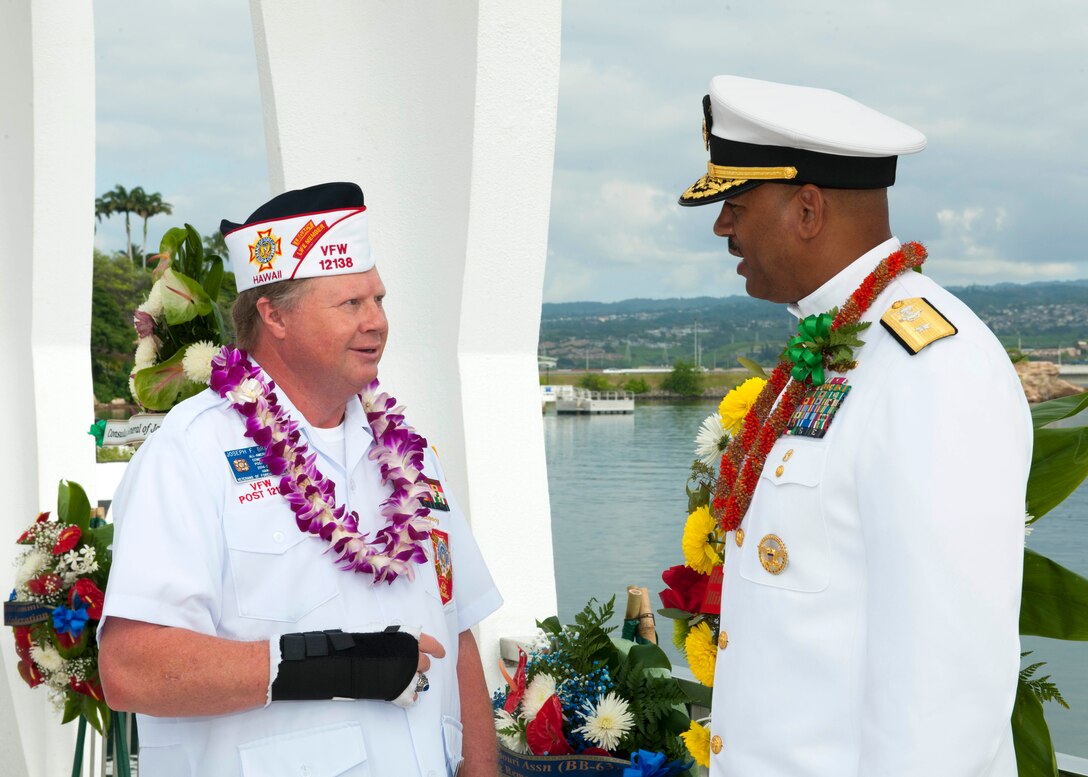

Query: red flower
<box><xmin>71</xmin><ymin>579</ymin><xmax>105</xmax><ymax>620</ymax></box>
<box><xmin>13</xmin><ymin>626</ymin><xmax>33</xmax><ymax>661</ymax></box>
<box><xmin>52</xmin><ymin>526</ymin><xmax>82</xmax><ymax>555</ymax></box>
<box><xmin>69</xmin><ymin>676</ymin><xmax>104</xmax><ymax>701</ymax></box>
<box><xmin>17</xmin><ymin>513</ymin><xmax>51</xmax><ymax>544</ymax></box>
<box><xmin>503</xmin><ymin>648</ymin><xmax>528</xmax><ymax>715</ymax></box>
<box><xmin>26</xmin><ymin>573</ymin><xmax>63</xmax><ymax>597</ymax></box>
<box><xmin>18</xmin><ymin>660</ymin><xmax>43</xmax><ymax>689</ymax></box>
<box><xmin>525</xmin><ymin>694</ymin><xmax>573</xmax><ymax>756</ymax></box>
<box><xmin>659</xmin><ymin>565</ymin><xmax>710</xmax><ymax>613</ymax></box>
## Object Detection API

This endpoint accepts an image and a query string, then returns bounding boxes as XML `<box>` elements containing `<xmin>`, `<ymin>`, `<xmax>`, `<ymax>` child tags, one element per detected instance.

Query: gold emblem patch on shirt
<box><xmin>880</xmin><ymin>297</ymin><xmax>957</xmax><ymax>354</ymax></box>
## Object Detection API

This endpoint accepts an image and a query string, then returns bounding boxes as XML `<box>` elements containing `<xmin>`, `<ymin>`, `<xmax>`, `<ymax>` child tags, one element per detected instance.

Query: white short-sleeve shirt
<box><xmin>102</xmin><ymin>379</ymin><xmax>503</xmax><ymax>777</ymax></box>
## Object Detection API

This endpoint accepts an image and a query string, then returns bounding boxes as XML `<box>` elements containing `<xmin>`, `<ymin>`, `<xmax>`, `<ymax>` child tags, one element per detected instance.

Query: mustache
<box><xmin>728</xmin><ymin>237</ymin><xmax>742</xmax><ymax>256</ymax></box>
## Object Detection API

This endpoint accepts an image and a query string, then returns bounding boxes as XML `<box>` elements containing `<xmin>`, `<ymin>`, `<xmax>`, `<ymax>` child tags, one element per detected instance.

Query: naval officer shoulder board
<box><xmin>880</xmin><ymin>297</ymin><xmax>957</xmax><ymax>354</ymax></box>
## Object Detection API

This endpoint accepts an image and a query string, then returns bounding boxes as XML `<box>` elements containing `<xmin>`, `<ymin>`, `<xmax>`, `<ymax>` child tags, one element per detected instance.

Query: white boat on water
<box><xmin>555</xmin><ymin>386</ymin><xmax>635</xmax><ymax>415</ymax></box>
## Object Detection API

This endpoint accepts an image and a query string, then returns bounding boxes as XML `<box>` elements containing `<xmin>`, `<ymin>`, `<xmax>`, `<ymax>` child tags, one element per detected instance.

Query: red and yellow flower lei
<box><xmin>712</xmin><ymin>241</ymin><xmax>927</xmax><ymax>532</ymax></box>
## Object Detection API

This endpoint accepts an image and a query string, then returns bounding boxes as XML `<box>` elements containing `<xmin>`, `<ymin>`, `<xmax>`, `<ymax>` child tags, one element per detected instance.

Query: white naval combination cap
<box><xmin>678</xmin><ymin>75</ymin><xmax>928</xmax><ymax>206</ymax></box>
<box><xmin>221</xmin><ymin>182</ymin><xmax>375</xmax><ymax>293</ymax></box>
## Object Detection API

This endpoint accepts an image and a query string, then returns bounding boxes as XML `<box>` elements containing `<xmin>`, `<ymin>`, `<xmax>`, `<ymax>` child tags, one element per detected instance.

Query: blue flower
<box><xmin>51</xmin><ymin>603</ymin><xmax>89</xmax><ymax>639</ymax></box>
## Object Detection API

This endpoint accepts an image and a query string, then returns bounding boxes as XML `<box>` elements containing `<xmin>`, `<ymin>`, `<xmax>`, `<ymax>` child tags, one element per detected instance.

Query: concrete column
<box><xmin>0</xmin><ymin>1</ymin><xmax>97</xmax><ymax>774</ymax></box>
<box><xmin>249</xmin><ymin>0</ymin><xmax>561</xmax><ymax>685</ymax></box>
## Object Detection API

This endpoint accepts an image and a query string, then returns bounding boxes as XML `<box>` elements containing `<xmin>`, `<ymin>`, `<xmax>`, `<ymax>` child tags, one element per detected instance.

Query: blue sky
<box><xmin>95</xmin><ymin>1</ymin><xmax>1088</xmax><ymax>302</ymax></box>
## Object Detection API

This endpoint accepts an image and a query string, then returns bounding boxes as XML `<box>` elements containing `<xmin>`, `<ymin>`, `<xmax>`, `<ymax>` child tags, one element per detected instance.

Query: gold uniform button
<box><xmin>718</xmin><ymin>630</ymin><xmax>729</xmax><ymax>650</ymax></box>
<box><xmin>711</xmin><ymin>735</ymin><xmax>723</xmax><ymax>754</ymax></box>
<box><xmin>775</xmin><ymin>464</ymin><xmax>784</xmax><ymax>477</ymax></box>
<box><xmin>783</xmin><ymin>448</ymin><xmax>794</xmax><ymax>461</ymax></box>
<box><xmin>735</xmin><ymin>528</ymin><xmax>745</xmax><ymax>547</ymax></box>
<box><xmin>758</xmin><ymin>534</ymin><xmax>789</xmax><ymax>575</ymax></box>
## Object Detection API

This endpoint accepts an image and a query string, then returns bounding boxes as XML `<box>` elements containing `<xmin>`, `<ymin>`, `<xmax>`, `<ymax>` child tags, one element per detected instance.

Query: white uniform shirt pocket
<box><xmin>238</xmin><ymin>722</ymin><xmax>368</xmax><ymax>777</ymax></box>
<box><xmin>739</xmin><ymin>441</ymin><xmax>831</xmax><ymax>593</ymax></box>
<box><xmin>223</xmin><ymin>507</ymin><xmax>340</xmax><ymax>622</ymax></box>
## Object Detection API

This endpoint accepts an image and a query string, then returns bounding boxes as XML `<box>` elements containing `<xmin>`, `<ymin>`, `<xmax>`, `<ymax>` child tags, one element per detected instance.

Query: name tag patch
<box><xmin>420</xmin><ymin>476</ymin><xmax>450</xmax><ymax>512</ymax></box>
<box><xmin>431</xmin><ymin>529</ymin><xmax>453</xmax><ymax>605</ymax></box>
<box><xmin>225</xmin><ymin>446</ymin><xmax>271</xmax><ymax>483</ymax></box>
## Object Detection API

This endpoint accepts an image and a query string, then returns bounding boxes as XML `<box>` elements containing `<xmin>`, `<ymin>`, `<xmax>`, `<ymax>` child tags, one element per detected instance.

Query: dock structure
<box><xmin>555</xmin><ymin>387</ymin><xmax>635</xmax><ymax>415</ymax></box>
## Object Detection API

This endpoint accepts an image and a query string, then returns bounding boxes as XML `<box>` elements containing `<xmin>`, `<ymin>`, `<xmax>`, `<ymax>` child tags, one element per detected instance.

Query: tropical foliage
<box><xmin>1013</xmin><ymin>391</ymin><xmax>1088</xmax><ymax>776</ymax></box>
<box><xmin>130</xmin><ymin>224</ymin><xmax>233</xmax><ymax>411</ymax></box>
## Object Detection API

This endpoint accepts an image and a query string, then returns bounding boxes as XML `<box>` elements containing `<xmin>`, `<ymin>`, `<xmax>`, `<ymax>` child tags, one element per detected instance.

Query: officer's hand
<box><xmin>417</xmin><ymin>632</ymin><xmax>445</xmax><ymax>673</ymax></box>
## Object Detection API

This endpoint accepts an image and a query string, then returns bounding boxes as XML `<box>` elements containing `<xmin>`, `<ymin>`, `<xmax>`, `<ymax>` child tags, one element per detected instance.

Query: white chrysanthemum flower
<box><xmin>494</xmin><ymin>708</ymin><xmax>529</xmax><ymax>753</ymax></box>
<box><xmin>575</xmin><ymin>692</ymin><xmax>635</xmax><ymax>752</ymax></box>
<box><xmin>134</xmin><ymin>336</ymin><xmax>160</xmax><ymax>371</ymax></box>
<box><xmin>144</xmin><ymin>279</ymin><xmax>165</xmax><ymax>318</ymax></box>
<box><xmin>14</xmin><ymin>549</ymin><xmax>48</xmax><ymax>589</ymax></box>
<box><xmin>694</xmin><ymin>413</ymin><xmax>728</xmax><ymax>468</ymax></box>
<box><xmin>521</xmin><ymin>673</ymin><xmax>557</xmax><ymax>721</ymax></box>
<box><xmin>182</xmin><ymin>341</ymin><xmax>218</xmax><ymax>383</ymax></box>
<box><xmin>30</xmin><ymin>644</ymin><xmax>65</xmax><ymax>674</ymax></box>
<box><xmin>227</xmin><ymin>378</ymin><xmax>265</xmax><ymax>405</ymax></box>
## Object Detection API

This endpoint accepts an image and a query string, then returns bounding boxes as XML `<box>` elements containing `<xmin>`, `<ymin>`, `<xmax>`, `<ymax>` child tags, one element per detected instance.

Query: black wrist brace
<box><xmin>270</xmin><ymin>628</ymin><xmax>418</xmax><ymax>702</ymax></box>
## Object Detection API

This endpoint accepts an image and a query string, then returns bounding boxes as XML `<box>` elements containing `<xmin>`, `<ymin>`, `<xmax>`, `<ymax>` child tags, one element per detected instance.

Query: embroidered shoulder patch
<box><xmin>880</xmin><ymin>297</ymin><xmax>957</xmax><ymax>355</ymax></box>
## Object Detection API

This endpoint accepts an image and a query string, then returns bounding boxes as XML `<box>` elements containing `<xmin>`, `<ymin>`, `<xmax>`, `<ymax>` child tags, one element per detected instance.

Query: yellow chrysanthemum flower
<box><xmin>685</xmin><ymin>621</ymin><xmax>717</xmax><ymax>686</ymax></box>
<box><xmin>680</xmin><ymin>719</ymin><xmax>712</xmax><ymax>768</ymax></box>
<box><xmin>718</xmin><ymin>376</ymin><xmax>767</xmax><ymax>435</ymax></box>
<box><xmin>682</xmin><ymin>506</ymin><xmax>721</xmax><ymax>575</ymax></box>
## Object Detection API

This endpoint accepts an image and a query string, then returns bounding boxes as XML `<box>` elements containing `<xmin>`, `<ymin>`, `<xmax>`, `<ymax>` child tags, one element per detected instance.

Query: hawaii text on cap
<box><xmin>221</xmin><ymin>182</ymin><xmax>375</xmax><ymax>292</ymax></box>
<box><xmin>678</xmin><ymin>75</ymin><xmax>927</xmax><ymax>206</ymax></box>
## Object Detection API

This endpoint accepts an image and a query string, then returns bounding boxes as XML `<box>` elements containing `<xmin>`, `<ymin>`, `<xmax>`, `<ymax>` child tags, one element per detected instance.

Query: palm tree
<box><xmin>133</xmin><ymin>190</ymin><xmax>174</xmax><ymax>266</ymax></box>
<box><xmin>94</xmin><ymin>195</ymin><xmax>113</xmax><ymax>234</ymax></box>
<box><xmin>98</xmin><ymin>185</ymin><xmax>139</xmax><ymax>262</ymax></box>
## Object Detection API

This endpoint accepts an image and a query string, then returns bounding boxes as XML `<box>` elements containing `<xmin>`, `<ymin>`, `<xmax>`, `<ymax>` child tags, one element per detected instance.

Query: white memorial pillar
<box><xmin>0</xmin><ymin>1</ymin><xmax>98</xmax><ymax>775</ymax></box>
<box><xmin>250</xmin><ymin>0</ymin><xmax>561</xmax><ymax>685</ymax></box>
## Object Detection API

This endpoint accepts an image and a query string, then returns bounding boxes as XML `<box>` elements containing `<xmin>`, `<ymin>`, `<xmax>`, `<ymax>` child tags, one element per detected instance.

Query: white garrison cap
<box><xmin>221</xmin><ymin>182</ymin><xmax>375</xmax><ymax>292</ymax></box>
<box><xmin>679</xmin><ymin>75</ymin><xmax>927</xmax><ymax>206</ymax></box>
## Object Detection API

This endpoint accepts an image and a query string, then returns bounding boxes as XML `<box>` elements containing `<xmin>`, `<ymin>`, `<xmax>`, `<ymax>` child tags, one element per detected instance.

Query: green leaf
<box><xmin>81</xmin><ymin>696</ymin><xmax>108</xmax><ymax>736</ymax></box>
<box><xmin>736</xmin><ymin>357</ymin><xmax>767</xmax><ymax>379</ymax></box>
<box><xmin>657</xmin><ymin>607</ymin><xmax>695</xmax><ymax>621</ymax></box>
<box><xmin>1030</xmin><ymin>392</ymin><xmax>1088</xmax><ymax>429</ymax></box>
<box><xmin>61</xmin><ymin>696</ymin><xmax>82</xmax><ymax>725</ymax></box>
<box><xmin>676</xmin><ymin>676</ymin><xmax>713</xmax><ymax>708</ymax></box>
<box><xmin>161</xmin><ymin>267</ymin><xmax>214</xmax><ymax>326</ymax></box>
<box><xmin>202</xmin><ymin>255</ymin><xmax>224</xmax><ymax>302</ymax></box>
<box><xmin>1020</xmin><ymin>548</ymin><xmax>1088</xmax><ymax>639</ymax></box>
<box><xmin>536</xmin><ymin>615</ymin><xmax>562</xmax><ymax>637</ymax></box>
<box><xmin>158</xmin><ymin>226</ymin><xmax>189</xmax><ymax>261</ymax></box>
<box><xmin>1026</xmin><ymin>425</ymin><xmax>1088</xmax><ymax>520</ymax></box>
<box><xmin>624</xmin><ymin>641</ymin><xmax>674</xmax><ymax>673</ymax></box>
<box><xmin>57</xmin><ymin>480</ymin><xmax>92</xmax><ymax>532</ymax></box>
<box><xmin>133</xmin><ymin>346</ymin><xmax>206</xmax><ymax>411</ymax></box>
<box><xmin>1011</xmin><ymin>673</ymin><xmax>1058</xmax><ymax>777</ymax></box>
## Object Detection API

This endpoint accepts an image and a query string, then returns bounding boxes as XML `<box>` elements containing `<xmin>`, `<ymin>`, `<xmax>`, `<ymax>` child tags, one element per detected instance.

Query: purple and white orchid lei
<box><xmin>209</xmin><ymin>346</ymin><xmax>433</xmax><ymax>584</ymax></box>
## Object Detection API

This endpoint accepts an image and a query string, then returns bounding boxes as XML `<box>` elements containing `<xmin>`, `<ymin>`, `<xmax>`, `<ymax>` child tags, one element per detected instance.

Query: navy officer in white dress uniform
<box><xmin>100</xmin><ymin>183</ymin><xmax>503</xmax><ymax>777</ymax></box>
<box><xmin>677</xmin><ymin>77</ymin><xmax>1031</xmax><ymax>776</ymax></box>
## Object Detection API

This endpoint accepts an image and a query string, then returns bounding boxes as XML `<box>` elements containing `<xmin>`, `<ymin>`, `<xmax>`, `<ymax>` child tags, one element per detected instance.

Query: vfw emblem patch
<box><xmin>249</xmin><ymin>228</ymin><xmax>282</xmax><ymax>272</ymax></box>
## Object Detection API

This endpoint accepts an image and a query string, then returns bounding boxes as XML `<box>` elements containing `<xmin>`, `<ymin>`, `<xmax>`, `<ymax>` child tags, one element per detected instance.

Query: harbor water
<box><xmin>544</xmin><ymin>400</ymin><xmax>1088</xmax><ymax>759</ymax></box>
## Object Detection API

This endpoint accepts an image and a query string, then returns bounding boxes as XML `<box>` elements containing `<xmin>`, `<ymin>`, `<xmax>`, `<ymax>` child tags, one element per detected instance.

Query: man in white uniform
<box><xmin>677</xmin><ymin>77</ymin><xmax>1031</xmax><ymax>776</ymax></box>
<box><xmin>100</xmin><ymin>182</ymin><xmax>503</xmax><ymax>776</ymax></box>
